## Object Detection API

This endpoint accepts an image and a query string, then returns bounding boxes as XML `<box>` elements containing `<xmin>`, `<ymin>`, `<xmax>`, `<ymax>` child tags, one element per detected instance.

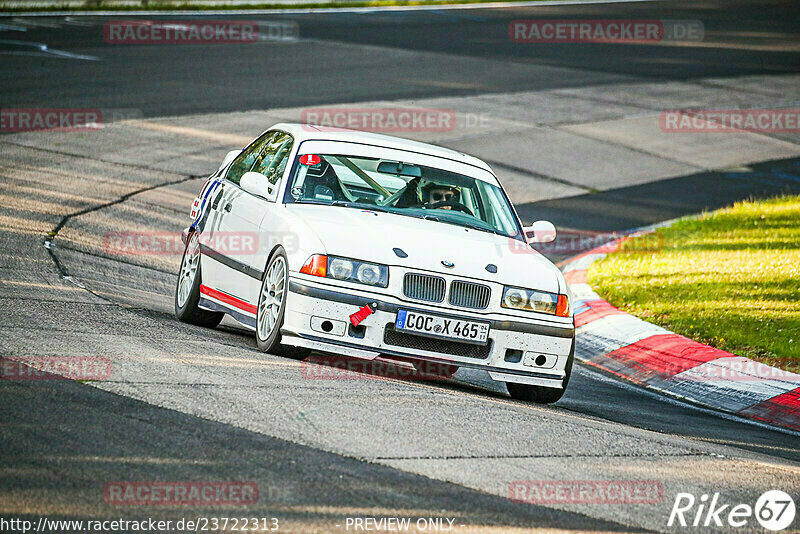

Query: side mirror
<box><xmin>524</xmin><ymin>220</ymin><xmax>556</xmax><ymax>244</ymax></box>
<box><xmin>218</xmin><ymin>149</ymin><xmax>241</xmax><ymax>172</ymax></box>
<box><xmin>240</xmin><ymin>171</ymin><xmax>276</xmax><ymax>200</ymax></box>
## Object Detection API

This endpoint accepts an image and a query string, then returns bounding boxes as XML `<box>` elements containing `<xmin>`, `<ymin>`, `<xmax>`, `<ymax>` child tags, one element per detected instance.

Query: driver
<box><xmin>422</xmin><ymin>183</ymin><xmax>460</xmax><ymax>210</ymax></box>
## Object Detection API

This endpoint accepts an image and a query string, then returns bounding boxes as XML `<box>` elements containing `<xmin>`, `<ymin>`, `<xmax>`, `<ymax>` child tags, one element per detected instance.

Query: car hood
<box><xmin>287</xmin><ymin>204</ymin><xmax>562</xmax><ymax>293</ymax></box>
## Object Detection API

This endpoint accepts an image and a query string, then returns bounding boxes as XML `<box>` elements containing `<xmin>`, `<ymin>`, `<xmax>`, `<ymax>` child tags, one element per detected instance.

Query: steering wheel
<box><xmin>423</xmin><ymin>199</ymin><xmax>473</xmax><ymax>216</ymax></box>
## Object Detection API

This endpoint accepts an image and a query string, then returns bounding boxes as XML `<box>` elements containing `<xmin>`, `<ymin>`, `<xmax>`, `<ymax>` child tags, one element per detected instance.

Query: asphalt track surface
<box><xmin>2</xmin><ymin>0</ymin><xmax>799</xmax><ymax>116</ymax></box>
<box><xmin>2</xmin><ymin>1</ymin><xmax>800</xmax><ymax>532</ymax></box>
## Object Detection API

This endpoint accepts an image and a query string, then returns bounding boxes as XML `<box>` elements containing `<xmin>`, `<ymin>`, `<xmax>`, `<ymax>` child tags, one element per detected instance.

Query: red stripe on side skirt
<box><xmin>200</xmin><ymin>284</ymin><xmax>257</xmax><ymax>315</ymax></box>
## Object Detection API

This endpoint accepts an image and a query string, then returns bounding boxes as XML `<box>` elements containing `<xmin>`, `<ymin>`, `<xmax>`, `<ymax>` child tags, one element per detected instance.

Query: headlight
<box><xmin>329</xmin><ymin>257</ymin><xmax>355</xmax><ymax>280</ymax></box>
<box><xmin>301</xmin><ymin>254</ymin><xmax>388</xmax><ymax>287</ymax></box>
<box><xmin>501</xmin><ymin>286</ymin><xmax>570</xmax><ymax>317</ymax></box>
<box><xmin>356</xmin><ymin>263</ymin><xmax>383</xmax><ymax>285</ymax></box>
<box><xmin>503</xmin><ymin>287</ymin><xmax>528</xmax><ymax>309</ymax></box>
<box><xmin>530</xmin><ymin>291</ymin><xmax>557</xmax><ymax>314</ymax></box>
<box><xmin>333</xmin><ymin>256</ymin><xmax>387</xmax><ymax>287</ymax></box>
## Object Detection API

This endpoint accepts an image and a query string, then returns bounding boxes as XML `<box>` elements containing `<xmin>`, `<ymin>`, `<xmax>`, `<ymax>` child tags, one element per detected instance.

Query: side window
<box><xmin>225</xmin><ymin>131</ymin><xmax>276</xmax><ymax>185</ymax></box>
<box><xmin>253</xmin><ymin>131</ymin><xmax>294</xmax><ymax>186</ymax></box>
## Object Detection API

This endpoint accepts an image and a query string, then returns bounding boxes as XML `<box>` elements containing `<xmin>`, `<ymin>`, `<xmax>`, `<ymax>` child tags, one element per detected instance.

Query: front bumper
<box><xmin>281</xmin><ymin>277</ymin><xmax>575</xmax><ymax>389</ymax></box>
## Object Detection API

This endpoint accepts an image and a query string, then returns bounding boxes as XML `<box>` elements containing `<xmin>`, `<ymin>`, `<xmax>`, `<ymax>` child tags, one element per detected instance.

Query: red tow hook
<box><xmin>349</xmin><ymin>303</ymin><xmax>377</xmax><ymax>327</ymax></box>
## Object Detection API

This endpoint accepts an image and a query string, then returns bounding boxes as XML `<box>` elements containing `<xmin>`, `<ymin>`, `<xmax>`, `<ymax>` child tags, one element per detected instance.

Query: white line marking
<box><xmin>0</xmin><ymin>23</ymin><xmax>27</xmax><ymax>31</ymax></box>
<box><xmin>64</xmin><ymin>16</ymin><xmax>97</xmax><ymax>26</ymax></box>
<box><xmin>11</xmin><ymin>17</ymin><xmax>61</xmax><ymax>28</ymax></box>
<box><xmin>0</xmin><ymin>39</ymin><xmax>98</xmax><ymax>60</ymax></box>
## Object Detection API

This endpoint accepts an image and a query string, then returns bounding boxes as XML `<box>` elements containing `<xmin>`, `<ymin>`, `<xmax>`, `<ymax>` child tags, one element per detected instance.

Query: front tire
<box><xmin>175</xmin><ymin>232</ymin><xmax>224</xmax><ymax>328</ymax></box>
<box><xmin>256</xmin><ymin>247</ymin><xmax>309</xmax><ymax>359</ymax></box>
<box><xmin>507</xmin><ymin>335</ymin><xmax>575</xmax><ymax>404</ymax></box>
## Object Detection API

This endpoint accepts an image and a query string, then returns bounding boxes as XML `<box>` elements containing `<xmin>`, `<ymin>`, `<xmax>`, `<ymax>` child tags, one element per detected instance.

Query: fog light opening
<box><xmin>535</xmin><ymin>355</ymin><xmax>547</xmax><ymax>366</ymax></box>
<box><xmin>321</xmin><ymin>320</ymin><xmax>334</xmax><ymax>332</ymax></box>
<box><xmin>504</xmin><ymin>348</ymin><xmax>523</xmax><ymax>363</ymax></box>
<box><xmin>348</xmin><ymin>323</ymin><xmax>366</xmax><ymax>339</ymax></box>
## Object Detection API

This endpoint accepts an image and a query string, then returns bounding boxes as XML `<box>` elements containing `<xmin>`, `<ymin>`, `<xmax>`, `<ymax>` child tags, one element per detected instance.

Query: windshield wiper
<box><xmin>409</xmin><ymin>213</ymin><xmax>496</xmax><ymax>233</ymax></box>
<box><xmin>462</xmin><ymin>222</ymin><xmax>504</xmax><ymax>236</ymax></box>
<box><xmin>421</xmin><ymin>215</ymin><xmax>504</xmax><ymax>236</ymax></box>
<box><xmin>331</xmin><ymin>200</ymin><xmax>388</xmax><ymax>213</ymax></box>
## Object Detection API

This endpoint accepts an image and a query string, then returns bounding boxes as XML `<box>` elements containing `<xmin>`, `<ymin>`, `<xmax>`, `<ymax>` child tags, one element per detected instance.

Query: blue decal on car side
<box><xmin>192</xmin><ymin>177</ymin><xmax>223</xmax><ymax>229</ymax></box>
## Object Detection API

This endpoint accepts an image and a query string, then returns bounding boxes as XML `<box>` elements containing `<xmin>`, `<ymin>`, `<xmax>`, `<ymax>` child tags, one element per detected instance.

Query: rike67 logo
<box><xmin>668</xmin><ymin>490</ymin><xmax>795</xmax><ymax>531</ymax></box>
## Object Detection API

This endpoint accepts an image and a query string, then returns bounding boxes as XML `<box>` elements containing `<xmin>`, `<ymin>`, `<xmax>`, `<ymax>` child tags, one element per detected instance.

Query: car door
<box><xmin>212</xmin><ymin>131</ymin><xmax>294</xmax><ymax>315</ymax></box>
<box><xmin>199</xmin><ymin>131</ymin><xmax>274</xmax><ymax>301</ymax></box>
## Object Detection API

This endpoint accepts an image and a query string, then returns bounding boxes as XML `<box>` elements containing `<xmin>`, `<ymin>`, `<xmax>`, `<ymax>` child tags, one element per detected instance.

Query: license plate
<box><xmin>395</xmin><ymin>309</ymin><xmax>490</xmax><ymax>344</ymax></box>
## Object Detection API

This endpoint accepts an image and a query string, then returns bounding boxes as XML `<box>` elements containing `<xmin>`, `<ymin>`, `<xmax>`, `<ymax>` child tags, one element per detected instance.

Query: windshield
<box><xmin>286</xmin><ymin>153</ymin><xmax>522</xmax><ymax>238</ymax></box>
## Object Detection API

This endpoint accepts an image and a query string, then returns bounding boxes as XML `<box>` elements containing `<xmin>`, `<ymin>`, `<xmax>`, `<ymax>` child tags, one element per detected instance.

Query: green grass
<box><xmin>588</xmin><ymin>195</ymin><xmax>800</xmax><ymax>370</ymax></box>
<box><xmin>0</xmin><ymin>0</ymin><xmax>541</xmax><ymax>12</ymax></box>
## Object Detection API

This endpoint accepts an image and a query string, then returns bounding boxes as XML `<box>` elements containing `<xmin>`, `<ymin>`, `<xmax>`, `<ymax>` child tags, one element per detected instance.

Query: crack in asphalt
<box><xmin>1</xmin><ymin>143</ymin><xmax>212</xmax><ymax>333</ymax></box>
<box><xmin>42</xmin><ymin>174</ymin><xmax>201</xmax><ymax>279</ymax></box>
<box><xmin>0</xmin><ymin>140</ymin><xmax>206</xmax><ymax>292</ymax></box>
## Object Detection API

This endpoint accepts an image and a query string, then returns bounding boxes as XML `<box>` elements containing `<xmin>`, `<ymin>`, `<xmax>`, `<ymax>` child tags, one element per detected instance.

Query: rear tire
<box><xmin>175</xmin><ymin>232</ymin><xmax>224</xmax><ymax>328</ymax></box>
<box><xmin>507</xmin><ymin>334</ymin><xmax>575</xmax><ymax>404</ymax></box>
<box><xmin>255</xmin><ymin>247</ymin><xmax>310</xmax><ymax>359</ymax></box>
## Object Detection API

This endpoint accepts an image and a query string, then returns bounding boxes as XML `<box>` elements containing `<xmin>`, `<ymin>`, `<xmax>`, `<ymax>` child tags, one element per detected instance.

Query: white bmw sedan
<box><xmin>176</xmin><ymin>123</ymin><xmax>575</xmax><ymax>403</ymax></box>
